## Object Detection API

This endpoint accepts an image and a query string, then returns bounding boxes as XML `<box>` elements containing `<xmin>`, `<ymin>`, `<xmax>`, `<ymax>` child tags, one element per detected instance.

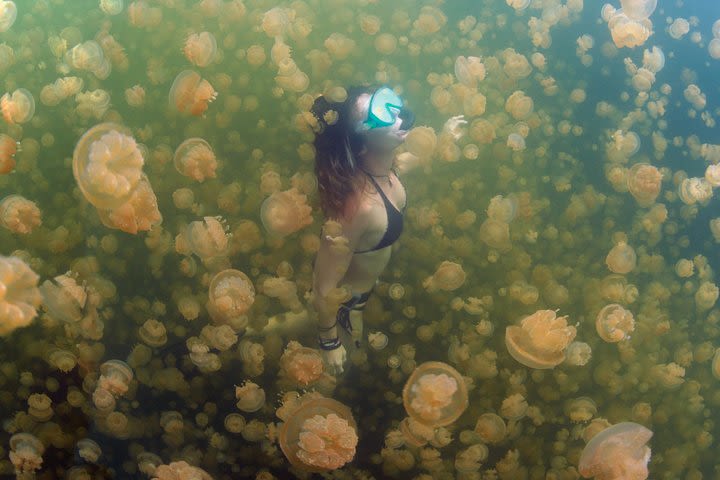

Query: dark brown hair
<box><xmin>311</xmin><ymin>85</ymin><xmax>375</xmax><ymax>219</ymax></box>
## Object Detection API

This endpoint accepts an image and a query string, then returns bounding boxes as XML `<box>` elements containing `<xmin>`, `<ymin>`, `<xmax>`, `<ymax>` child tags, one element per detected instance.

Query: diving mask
<box><xmin>361</xmin><ymin>86</ymin><xmax>415</xmax><ymax>131</ymax></box>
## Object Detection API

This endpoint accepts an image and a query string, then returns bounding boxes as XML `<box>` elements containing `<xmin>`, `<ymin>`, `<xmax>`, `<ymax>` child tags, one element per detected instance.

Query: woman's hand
<box><xmin>443</xmin><ymin>115</ymin><xmax>468</xmax><ymax>141</ymax></box>
<box><xmin>322</xmin><ymin>344</ymin><xmax>347</xmax><ymax>375</ymax></box>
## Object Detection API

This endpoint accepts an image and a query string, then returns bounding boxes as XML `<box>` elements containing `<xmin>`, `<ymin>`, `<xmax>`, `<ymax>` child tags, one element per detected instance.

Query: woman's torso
<box><xmin>341</xmin><ymin>172</ymin><xmax>406</xmax><ymax>293</ymax></box>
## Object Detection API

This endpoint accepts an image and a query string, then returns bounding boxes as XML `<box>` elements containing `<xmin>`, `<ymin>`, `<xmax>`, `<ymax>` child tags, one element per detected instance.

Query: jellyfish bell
<box><xmin>207</xmin><ymin>269</ymin><xmax>255</xmax><ymax>325</ymax></box>
<box><xmin>278</xmin><ymin>396</ymin><xmax>358</xmax><ymax>472</ymax></box>
<box><xmin>605</xmin><ymin>241</ymin><xmax>636</xmax><ymax>274</ymax></box>
<box><xmin>579</xmin><ymin>422</ymin><xmax>652</xmax><ymax>480</ymax></box>
<box><xmin>402</xmin><ymin>361</ymin><xmax>468</xmax><ymax>427</ymax></box>
<box><xmin>595</xmin><ymin>304</ymin><xmax>635</xmax><ymax>343</ymax></box>
<box><xmin>505</xmin><ymin>309</ymin><xmax>577</xmax><ymax>369</ymax></box>
<box><xmin>73</xmin><ymin>123</ymin><xmax>144</xmax><ymax>210</ymax></box>
<box><xmin>260</xmin><ymin>188</ymin><xmax>313</xmax><ymax>237</ymax></box>
<box><xmin>626</xmin><ymin>163</ymin><xmax>661</xmax><ymax>206</ymax></box>
<box><xmin>169</xmin><ymin>70</ymin><xmax>218</xmax><ymax>116</ymax></box>
<box><xmin>619</xmin><ymin>0</ymin><xmax>657</xmax><ymax>21</ymax></box>
<box><xmin>1</xmin><ymin>88</ymin><xmax>35</xmax><ymax>125</ymax></box>
<box><xmin>0</xmin><ymin>1</ymin><xmax>16</xmax><ymax>32</ymax></box>
<box><xmin>184</xmin><ymin>32</ymin><xmax>217</xmax><ymax>67</ymax></box>
<box><xmin>173</xmin><ymin>138</ymin><xmax>217</xmax><ymax>182</ymax></box>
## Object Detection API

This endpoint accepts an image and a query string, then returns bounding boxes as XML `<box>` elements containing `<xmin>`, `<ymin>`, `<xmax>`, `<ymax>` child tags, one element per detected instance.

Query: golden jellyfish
<box><xmin>207</xmin><ymin>269</ymin><xmax>255</xmax><ymax>325</ymax></box>
<box><xmin>487</xmin><ymin>195</ymin><xmax>518</xmax><ymax>223</ymax></box>
<box><xmin>402</xmin><ymin>361</ymin><xmax>468</xmax><ymax>427</ymax></box>
<box><xmin>668</xmin><ymin>17</ymin><xmax>690</xmax><ymax>39</ymax></box>
<box><xmin>261</xmin><ymin>7</ymin><xmax>294</xmax><ymax>38</ymax></box>
<box><xmin>0</xmin><ymin>0</ymin><xmax>16</xmax><ymax>32</ymax></box>
<box><xmin>507</xmin><ymin>0</ymin><xmax>530</xmax><ymax>11</ymax></box>
<box><xmin>405</xmin><ymin>126</ymin><xmax>437</xmax><ymax>158</ymax></box>
<box><xmin>75</xmin><ymin>89</ymin><xmax>111</xmax><ymax>120</ymax></box>
<box><xmin>620</xmin><ymin>0</ymin><xmax>657</xmax><ymax>21</ymax></box>
<box><xmin>39</xmin><ymin>273</ymin><xmax>88</xmax><ymax>324</ymax></box>
<box><xmin>578</xmin><ymin>422</ymin><xmax>652</xmax><ymax>480</ymax></box>
<box><xmin>173</xmin><ymin>138</ymin><xmax>217</xmax><ymax>182</ymax></box>
<box><xmin>184</xmin><ymin>32</ymin><xmax>217</xmax><ymax>67</ymax></box>
<box><xmin>9</xmin><ymin>432</ymin><xmax>45</xmax><ymax>477</ymax></box>
<box><xmin>235</xmin><ymin>381</ymin><xmax>265</xmax><ymax>412</ymax></box>
<box><xmin>605</xmin><ymin>241</ymin><xmax>637</xmax><ymax>274</ymax></box>
<box><xmin>505</xmin><ymin>91</ymin><xmax>534</xmax><ymax>120</ymax></box>
<box><xmin>97</xmin><ymin>176</ymin><xmax>162</xmax><ymax>234</ymax></box>
<box><xmin>478</xmin><ymin>218</ymin><xmax>511</xmax><ymax>251</ymax></box>
<box><xmin>507</xmin><ymin>133</ymin><xmax>526</xmax><ymax>152</ymax></box>
<box><xmin>73</xmin><ymin>123</ymin><xmax>144</xmax><ymax>209</ymax></box>
<box><xmin>100</xmin><ymin>0</ymin><xmax>124</xmax><ymax>15</ymax></box>
<box><xmin>153</xmin><ymin>461</ymin><xmax>213</xmax><ymax>480</ymax></box>
<box><xmin>374</xmin><ymin>33</ymin><xmax>397</xmax><ymax>55</ymax></box>
<box><xmin>0</xmin><ymin>195</ymin><xmax>42</xmax><ymax>234</ymax></box>
<box><xmin>474</xmin><ymin>413</ymin><xmax>506</xmax><ymax>444</ymax></box>
<box><xmin>1</xmin><ymin>88</ymin><xmax>35</xmax><ymax>124</ymax></box>
<box><xmin>454</xmin><ymin>56</ymin><xmax>485</xmax><ymax>88</ymax></box>
<box><xmin>469</xmin><ymin>118</ymin><xmax>496</xmax><ymax>144</ymax></box>
<box><xmin>279</xmin><ymin>341</ymin><xmax>327</xmax><ymax>387</ymax></box>
<box><xmin>608</xmin><ymin>13</ymin><xmax>652</xmax><ymax>49</ymax></box>
<box><xmin>278</xmin><ymin>395</ymin><xmax>358</xmax><ymax>472</ymax></box>
<box><xmin>183</xmin><ymin>216</ymin><xmax>229</xmax><ymax>260</ymax></box>
<box><xmin>422</xmin><ymin>261</ymin><xmax>466</xmax><ymax>292</ymax></box>
<box><xmin>0</xmin><ymin>256</ymin><xmax>41</xmax><ymax>336</ymax></box>
<box><xmin>595</xmin><ymin>304</ymin><xmax>635</xmax><ymax>343</ymax></box>
<box><xmin>705</xmin><ymin>164</ymin><xmax>720</xmax><ymax>187</ymax></box>
<box><xmin>260</xmin><ymin>187</ymin><xmax>313</xmax><ymax>237</ymax></box>
<box><xmin>169</xmin><ymin>70</ymin><xmax>217</xmax><ymax>116</ymax></box>
<box><xmin>502</xmin><ymin>49</ymin><xmax>532</xmax><ymax>79</ymax></box>
<box><xmin>678</xmin><ymin>177</ymin><xmax>713</xmax><ymax>205</ymax></box>
<box><xmin>124</xmin><ymin>85</ymin><xmax>145</xmax><ymax>107</ymax></box>
<box><xmin>709</xmin><ymin>38</ymin><xmax>720</xmax><ymax>60</ymax></box>
<box><xmin>626</xmin><ymin>163</ymin><xmax>662</xmax><ymax>206</ymax></box>
<box><xmin>695</xmin><ymin>281</ymin><xmax>719</xmax><ymax>312</ymax></box>
<box><xmin>324</xmin><ymin>32</ymin><xmax>356</xmax><ymax>60</ymax></box>
<box><xmin>505</xmin><ymin>309</ymin><xmax>577</xmax><ymax>369</ymax></box>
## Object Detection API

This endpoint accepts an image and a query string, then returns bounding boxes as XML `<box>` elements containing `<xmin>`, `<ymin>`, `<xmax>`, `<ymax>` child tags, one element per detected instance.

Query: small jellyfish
<box><xmin>184</xmin><ymin>32</ymin><xmax>217</xmax><ymax>67</ymax></box>
<box><xmin>405</xmin><ymin>126</ymin><xmax>437</xmax><ymax>158</ymax></box>
<box><xmin>73</xmin><ymin>123</ymin><xmax>144</xmax><ymax>209</ymax></box>
<box><xmin>39</xmin><ymin>273</ymin><xmax>87</xmax><ymax>324</ymax></box>
<box><xmin>474</xmin><ymin>413</ymin><xmax>506</xmax><ymax>444</ymax></box>
<box><xmin>402</xmin><ymin>361</ymin><xmax>468</xmax><ymax>427</ymax></box>
<box><xmin>99</xmin><ymin>0</ymin><xmax>123</xmax><ymax>15</ymax></box>
<box><xmin>235</xmin><ymin>381</ymin><xmax>265</xmax><ymax>412</ymax></box>
<box><xmin>1</xmin><ymin>88</ymin><xmax>35</xmax><ymax>124</ymax></box>
<box><xmin>505</xmin><ymin>91</ymin><xmax>533</xmax><ymax>120</ymax></box>
<box><xmin>422</xmin><ymin>261</ymin><xmax>466</xmax><ymax>292</ymax></box>
<box><xmin>173</xmin><ymin>138</ymin><xmax>217</xmax><ymax>182</ymax></box>
<box><xmin>595</xmin><ymin>304</ymin><xmax>635</xmax><ymax>343</ymax></box>
<box><xmin>0</xmin><ymin>195</ymin><xmax>42</xmax><ymax>234</ymax></box>
<box><xmin>278</xmin><ymin>395</ymin><xmax>358</xmax><ymax>472</ymax></box>
<box><xmin>9</xmin><ymin>433</ymin><xmax>44</xmax><ymax>477</ymax></box>
<box><xmin>0</xmin><ymin>1</ymin><xmax>16</xmax><ymax>32</ymax></box>
<box><xmin>578</xmin><ymin>422</ymin><xmax>652</xmax><ymax>480</ymax></box>
<box><xmin>260</xmin><ymin>188</ymin><xmax>313</xmax><ymax>237</ymax></box>
<box><xmin>169</xmin><ymin>70</ymin><xmax>218</xmax><ymax>116</ymax></box>
<box><xmin>0</xmin><ymin>256</ymin><xmax>41</xmax><ymax>336</ymax></box>
<box><xmin>626</xmin><ymin>163</ymin><xmax>661</xmax><ymax>206</ymax></box>
<box><xmin>505</xmin><ymin>309</ymin><xmax>577</xmax><ymax>369</ymax></box>
<box><xmin>207</xmin><ymin>269</ymin><xmax>255</xmax><ymax>325</ymax></box>
<box><xmin>279</xmin><ymin>342</ymin><xmax>326</xmax><ymax>387</ymax></box>
<box><xmin>183</xmin><ymin>216</ymin><xmax>229</xmax><ymax>260</ymax></box>
<box><xmin>605</xmin><ymin>241</ymin><xmax>637</xmax><ymax>274</ymax></box>
<box><xmin>97</xmin><ymin>359</ymin><xmax>133</xmax><ymax>397</ymax></box>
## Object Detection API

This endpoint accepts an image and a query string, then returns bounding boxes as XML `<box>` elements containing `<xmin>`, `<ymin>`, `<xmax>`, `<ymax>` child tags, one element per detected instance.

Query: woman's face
<box><xmin>355</xmin><ymin>93</ymin><xmax>408</xmax><ymax>152</ymax></box>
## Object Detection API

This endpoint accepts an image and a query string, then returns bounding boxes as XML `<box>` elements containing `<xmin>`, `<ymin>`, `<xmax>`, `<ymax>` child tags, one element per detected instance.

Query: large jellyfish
<box><xmin>505</xmin><ymin>309</ymin><xmax>577</xmax><ymax>369</ymax></box>
<box><xmin>578</xmin><ymin>422</ymin><xmax>652</xmax><ymax>479</ymax></box>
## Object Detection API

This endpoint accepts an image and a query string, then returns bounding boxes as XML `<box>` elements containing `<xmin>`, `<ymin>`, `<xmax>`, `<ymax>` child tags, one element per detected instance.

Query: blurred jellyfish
<box><xmin>39</xmin><ymin>273</ymin><xmax>88</xmax><ymax>324</ymax></box>
<box><xmin>626</xmin><ymin>163</ymin><xmax>661</xmax><ymax>206</ymax></box>
<box><xmin>507</xmin><ymin>133</ymin><xmax>526</xmax><ymax>152</ymax></box>
<box><xmin>620</xmin><ymin>0</ymin><xmax>657</xmax><ymax>21</ymax></box>
<box><xmin>506</xmin><ymin>0</ymin><xmax>530</xmax><ymax>11</ymax></box>
<box><xmin>608</xmin><ymin>12</ymin><xmax>652</xmax><ymax>48</ymax></box>
<box><xmin>0</xmin><ymin>256</ymin><xmax>41</xmax><ymax>336</ymax></box>
<box><xmin>505</xmin><ymin>309</ymin><xmax>577</xmax><ymax>369</ymax></box>
<box><xmin>502</xmin><ymin>49</ymin><xmax>532</xmax><ymax>79</ymax></box>
<box><xmin>207</xmin><ymin>269</ymin><xmax>255</xmax><ymax>325</ymax></box>
<box><xmin>100</xmin><ymin>0</ymin><xmax>123</xmax><ymax>15</ymax></box>
<box><xmin>173</xmin><ymin>138</ymin><xmax>217</xmax><ymax>182</ymax></box>
<box><xmin>505</xmin><ymin>91</ymin><xmax>533</xmax><ymax>120</ymax></box>
<box><xmin>668</xmin><ymin>18</ymin><xmax>689</xmax><ymax>39</ymax></box>
<box><xmin>260</xmin><ymin>188</ymin><xmax>313</xmax><ymax>237</ymax></box>
<box><xmin>578</xmin><ymin>422</ymin><xmax>652</xmax><ymax>480</ymax></box>
<box><xmin>405</xmin><ymin>126</ymin><xmax>437</xmax><ymax>158</ymax></box>
<box><xmin>605</xmin><ymin>241</ymin><xmax>637</xmax><ymax>274</ymax></box>
<box><xmin>75</xmin><ymin>89</ymin><xmax>111</xmax><ymax>120</ymax></box>
<box><xmin>422</xmin><ymin>261</ymin><xmax>466</xmax><ymax>292</ymax></box>
<box><xmin>184</xmin><ymin>32</ymin><xmax>217</xmax><ymax>67</ymax></box>
<box><xmin>183</xmin><ymin>216</ymin><xmax>229</xmax><ymax>260</ymax></box>
<box><xmin>278</xmin><ymin>395</ymin><xmax>358</xmax><ymax>472</ymax></box>
<box><xmin>1</xmin><ymin>88</ymin><xmax>35</xmax><ymax>124</ymax></box>
<box><xmin>169</xmin><ymin>70</ymin><xmax>217</xmax><ymax>116</ymax></box>
<box><xmin>0</xmin><ymin>195</ymin><xmax>42</xmax><ymax>234</ymax></box>
<box><xmin>9</xmin><ymin>432</ymin><xmax>44</xmax><ymax>477</ymax></box>
<box><xmin>0</xmin><ymin>1</ymin><xmax>16</xmax><ymax>32</ymax></box>
<box><xmin>402</xmin><ymin>362</ymin><xmax>468</xmax><ymax>427</ymax></box>
<box><xmin>479</xmin><ymin>218</ymin><xmax>511</xmax><ymax>251</ymax></box>
<box><xmin>595</xmin><ymin>304</ymin><xmax>635</xmax><ymax>343</ymax></box>
<box><xmin>678</xmin><ymin>177</ymin><xmax>712</xmax><ymax>205</ymax></box>
<box><xmin>709</xmin><ymin>38</ymin><xmax>720</xmax><ymax>60</ymax></box>
<box><xmin>487</xmin><ymin>195</ymin><xmax>518</xmax><ymax>223</ymax></box>
<box><xmin>454</xmin><ymin>56</ymin><xmax>485</xmax><ymax>88</ymax></box>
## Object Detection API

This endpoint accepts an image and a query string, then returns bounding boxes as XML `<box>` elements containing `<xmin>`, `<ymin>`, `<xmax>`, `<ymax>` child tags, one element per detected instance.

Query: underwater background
<box><xmin>1</xmin><ymin>0</ymin><xmax>720</xmax><ymax>478</ymax></box>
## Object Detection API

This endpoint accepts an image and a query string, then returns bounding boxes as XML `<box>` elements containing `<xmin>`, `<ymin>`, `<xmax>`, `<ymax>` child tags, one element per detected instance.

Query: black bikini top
<box><xmin>355</xmin><ymin>173</ymin><xmax>405</xmax><ymax>254</ymax></box>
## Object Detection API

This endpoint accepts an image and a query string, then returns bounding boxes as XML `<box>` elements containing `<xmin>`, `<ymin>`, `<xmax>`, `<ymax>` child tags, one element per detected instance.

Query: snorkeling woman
<box><xmin>310</xmin><ymin>85</ymin><xmax>465</xmax><ymax>374</ymax></box>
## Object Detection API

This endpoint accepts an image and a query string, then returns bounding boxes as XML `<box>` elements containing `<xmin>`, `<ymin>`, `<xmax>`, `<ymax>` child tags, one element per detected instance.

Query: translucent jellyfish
<box><xmin>97</xmin><ymin>359</ymin><xmax>133</xmax><ymax>397</ymax></box>
<box><xmin>72</xmin><ymin>123</ymin><xmax>144</xmax><ymax>209</ymax></box>
<box><xmin>505</xmin><ymin>91</ymin><xmax>533</xmax><ymax>120</ymax></box>
<box><xmin>454</xmin><ymin>56</ymin><xmax>485</xmax><ymax>88</ymax></box>
<box><xmin>707</xmin><ymin>164</ymin><xmax>720</xmax><ymax>187</ymax></box>
<box><xmin>678</xmin><ymin>177</ymin><xmax>713</xmax><ymax>205</ymax></box>
<box><xmin>620</xmin><ymin>0</ymin><xmax>657</xmax><ymax>21</ymax></box>
<box><xmin>595</xmin><ymin>304</ymin><xmax>635</xmax><ymax>343</ymax></box>
<box><xmin>9</xmin><ymin>433</ymin><xmax>44</xmax><ymax>477</ymax></box>
<box><xmin>124</xmin><ymin>85</ymin><xmax>145</xmax><ymax>107</ymax></box>
<box><xmin>169</xmin><ymin>70</ymin><xmax>218</xmax><ymax>116</ymax></box>
<box><xmin>479</xmin><ymin>218</ymin><xmax>511</xmax><ymax>251</ymax></box>
<box><xmin>184</xmin><ymin>216</ymin><xmax>229</xmax><ymax>260</ymax></box>
<box><xmin>0</xmin><ymin>256</ymin><xmax>41</xmax><ymax>336</ymax></box>
<box><xmin>207</xmin><ymin>269</ymin><xmax>255</xmax><ymax>325</ymax></box>
<box><xmin>100</xmin><ymin>0</ymin><xmax>124</xmax><ymax>15</ymax></box>
<box><xmin>402</xmin><ymin>361</ymin><xmax>468</xmax><ymax>427</ymax></box>
<box><xmin>153</xmin><ymin>461</ymin><xmax>213</xmax><ymax>480</ymax></box>
<box><xmin>39</xmin><ymin>273</ymin><xmax>88</xmax><ymax>324</ymax></box>
<box><xmin>505</xmin><ymin>309</ymin><xmax>577</xmax><ymax>369</ymax></box>
<box><xmin>0</xmin><ymin>1</ymin><xmax>16</xmax><ymax>32</ymax></box>
<box><xmin>507</xmin><ymin>133</ymin><xmax>526</xmax><ymax>151</ymax></box>
<box><xmin>683</xmin><ymin>84</ymin><xmax>706</xmax><ymax>110</ymax></box>
<box><xmin>709</xmin><ymin>38</ymin><xmax>720</xmax><ymax>60</ymax></box>
<box><xmin>0</xmin><ymin>195</ymin><xmax>42</xmax><ymax>234</ymax></box>
<box><xmin>235</xmin><ymin>381</ymin><xmax>265</xmax><ymax>412</ymax></box>
<box><xmin>279</xmin><ymin>396</ymin><xmax>358</xmax><ymax>472</ymax></box>
<box><xmin>506</xmin><ymin>0</ymin><xmax>530</xmax><ymax>11</ymax></box>
<box><xmin>626</xmin><ymin>163</ymin><xmax>661</xmax><ymax>206</ymax></box>
<box><xmin>279</xmin><ymin>341</ymin><xmax>326</xmax><ymax>387</ymax></box>
<box><xmin>502</xmin><ymin>49</ymin><xmax>532</xmax><ymax>79</ymax></box>
<box><xmin>184</xmin><ymin>32</ymin><xmax>217</xmax><ymax>67</ymax></box>
<box><xmin>75</xmin><ymin>89</ymin><xmax>111</xmax><ymax>120</ymax></box>
<box><xmin>97</xmin><ymin>176</ymin><xmax>162</xmax><ymax>234</ymax></box>
<box><xmin>578</xmin><ymin>422</ymin><xmax>652</xmax><ymax>480</ymax></box>
<box><xmin>1</xmin><ymin>88</ymin><xmax>35</xmax><ymax>124</ymax></box>
<box><xmin>422</xmin><ymin>261</ymin><xmax>466</xmax><ymax>292</ymax></box>
<box><xmin>138</xmin><ymin>319</ymin><xmax>167</xmax><ymax>347</ymax></box>
<box><xmin>668</xmin><ymin>18</ymin><xmax>689</xmax><ymax>39</ymax></box>
<box><xmin>695</xmin><ymin>281</ymin><xmax>719</xmax><ymax>311</ymax></box>
<box><xmin>474</xmin><ymin>413</ymin><xmax>506</xmax><ymax>444</ymax></box>
<box><xmin>605</xmin><ymin>241</ymin><xmax>636</xmax><ymax>274</ymax></box>
<box><xmin>260</xmin><ymin>188</ymin><xmax>313</xmax><ymax>237</ymax></box>
<box><xmin>173</xmin><ymin>138</ymin><xmax>217</xmax><ymax>182</ymax></box>
<box><xmin>405</xmin><ymin>126</ymin><xmax>437</xmax><ymax>158</ymax></box>
<box><xmin>609</xmin><ymin>13</ymin><xmax>652</xmax><ymax>48</ymax></box>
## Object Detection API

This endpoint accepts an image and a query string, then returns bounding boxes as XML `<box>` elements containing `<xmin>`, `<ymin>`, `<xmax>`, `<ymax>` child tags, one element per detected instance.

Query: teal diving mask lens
<box><xmin>364</xmin><ymin>86</ymin><xmax>404</xmax><ymax>130</ymax></box>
